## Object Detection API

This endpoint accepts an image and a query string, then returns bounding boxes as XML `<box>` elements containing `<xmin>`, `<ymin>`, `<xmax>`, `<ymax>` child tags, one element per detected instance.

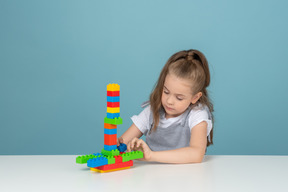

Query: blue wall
<box><xmin>1</xmin><ymin>0</ymin><xmax>287</xmax><ymax>155</ymax></box>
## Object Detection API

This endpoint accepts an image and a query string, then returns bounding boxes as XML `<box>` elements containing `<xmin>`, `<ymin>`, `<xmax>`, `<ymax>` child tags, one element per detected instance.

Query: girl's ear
<box><xmin>191</xmin><ymin>92</ymin><xmax>202</xmax><ymax>104</ymax></box>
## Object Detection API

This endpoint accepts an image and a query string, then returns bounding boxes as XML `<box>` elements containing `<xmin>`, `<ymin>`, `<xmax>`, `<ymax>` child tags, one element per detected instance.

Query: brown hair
<box><xmin>149</xmin><ymin>49</ymin><xmax>214</xmax><ymax>146</ymax></box>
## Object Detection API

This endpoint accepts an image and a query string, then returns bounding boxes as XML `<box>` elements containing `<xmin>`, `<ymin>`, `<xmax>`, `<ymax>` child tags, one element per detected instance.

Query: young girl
<box><xmin>118</xmin><ymin>49</ymin><xmax>214</xmax><ymax>164</ymax></box>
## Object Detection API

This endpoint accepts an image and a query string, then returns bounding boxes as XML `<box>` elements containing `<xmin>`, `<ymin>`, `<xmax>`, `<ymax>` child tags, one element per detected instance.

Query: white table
<box><xmin>0</xmin><ymin>155</ymin><xmax>287</xmax><ymax>192</ymax></box>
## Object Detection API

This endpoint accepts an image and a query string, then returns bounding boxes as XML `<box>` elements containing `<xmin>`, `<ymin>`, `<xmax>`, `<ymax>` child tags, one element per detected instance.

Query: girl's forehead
<box><xmin>164</xmin><ymin>73</ymin><xmax>193</xmax><ymax>95</ymax></box>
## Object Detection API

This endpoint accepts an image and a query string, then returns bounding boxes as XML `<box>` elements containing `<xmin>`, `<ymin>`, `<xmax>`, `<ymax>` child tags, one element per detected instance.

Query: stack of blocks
<box><xmin>76</xmin><ymin>84</ymin><xmax>143</xmax><ymax>173</ymax></box>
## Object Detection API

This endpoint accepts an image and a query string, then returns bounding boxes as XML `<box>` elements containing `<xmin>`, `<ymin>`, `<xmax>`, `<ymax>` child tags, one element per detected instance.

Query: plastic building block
<box><xmin>121</xmin><ymin>151</ymin><xmax>144</xmax><ymax>162</ymax></box>
<box><xmin>101</xmin><ymin>148</ymin><xmax>120</xmax><ymax>156</ymax></box>
<box><xmin>96</xmin><ymin>160</ymin><xmax>133</xmax><ymax>171</ymax></box>
<box><xmin>107</xmin><ymin>91</ymin><xmax>120</xmax><ymax>97</ymax></box>
<box><xmin>107</xmin><ymin>96</ymin><xmax>120</xmax><ymax>102</ymax></box>
<box><xmin>114</xmin><ymin>155</ymin><xmax>123</xmax><ymax>163</ymax></box>
<box><xmin>117</xmin><ymin>143</ymin><xmax>127</xmax><ymax>152</ymax></box>
<box><xmin>107</xmin><ymin>107</ymin><xmax>120</xmax><ymax>113</ymax></box>
<box><xmin>104</xmin><ymin>117</ymin><xmax>123</xmax><ymax>125</ymax></box>
<box><xmin>90</xmin><ymin>166</ymin><xmax>130</xmax><ymax>173</ymax></box>
<box><xmin>104</xmin><ymin>144</ymin><xmax>117</xmax><ymax>151</ymax></box>
<box><xmin>87</xmin><ymin>157</ymin><xmax>108</xmax><ymax>168</ymax></box>
<box><xmin>107</xmin><ymin>102</ymin><xmax>120</xmax><ymax>107</ymax></box>
<box><xmin>107</xmin><ymin>84</ymin><xmax>120</xmax><ymax>91</ymax></box>
<box><xmin>104</xmin><ymin>123</ymin><xmax>117</xmax><ymax>129</ymax></box>
<box><xmin>104</xmin><ymin>128</ymin><xmax>117</xmax><ymax>135</ymax></box>
<box><xmin>76</xmin><ymin>154</ymin><xmax>97</xmax><ymax>164</ymax></box>
<box><xmin>107</xmin><ymin>156</ymin><xmax>115</xmax><ymax>164</ymax></box>
<box><xmin>104</xmin><ymin>134</ymin><xmax>117</xmax><ymax>145</ymax></box>
<box><xmin>107</xmin><ymin>113</ymin><xmax>120</xmax><ymax>119</ymax></box>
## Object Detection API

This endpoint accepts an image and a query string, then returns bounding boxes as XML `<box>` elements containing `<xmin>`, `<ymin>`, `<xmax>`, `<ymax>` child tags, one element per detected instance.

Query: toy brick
<box><xmin>117</xmin><ymin>143</ymin><xmax>127</xmax><ymax>152</ymax></box>
<box><xmin>107</xmin><ymin>84</ymin><xmax>120</xmax><ymax>91</ymax></box>
<box><xmin>104</xmin><ymin>134</ymin><xmax>117</xmax><ymax>145</ymax></box>
<box><xmin>107</xmin><ymin>91</ymin><xmax>120</xmax><ymax>97</ymax></box>
<box><xmin>87</xmin><ymin>157</ymin><xmax>108</xmax><ymax>168</ymax></box>
<box><xmin>107</xmin><ymin>107</ymin><xmax>120</xmax><ymax>113</ymax></box>
<box><xmin>104</xmin><ymin>117</ymin><xmax>123</xmax><ymax>125</ymax></box>
<box><xmin>76</xmin><ymin>154</ymin><xmax>96</xmax><ymax>164</ymax></box>
<box><xmin>104</xmin><ymin>123</ymin><xmax>117</xmax><ymax>129</ymax></box>
<box><xmin>114</xmin><ymin>155</ymin><xmax>123</xmax><ymax>163</ymax></box>
<box><xmin>104</xmin><ymin>128</ymin><xmax>117</xmax><ymax>135</ymax></box>
<box><xmin>106</xmin><ymin>155</ymin><xmax>115</xmax><ymax>164</ymax></box>
<box><xmin>91</xmin><ymin>166</ymin><xmax>130</xmax><ymax>173</ymax></box>
<box><xmin>107</xmin><ymin>102</ymin><xmax>120</xmax><ymax>107</ymax></box>
<box><xmin>121</xmin><ymin>151</ymin><xmax>144</xmax><ymax>162</ymax></box>
<box><xmin>107</xmin><ymin>113</ymin><xmax>120</xmax><ymax>119</ymax></box>
<box><xmin>101</xmin><ymin>148</ymin><xmax>120</xmax><ymax>156</ymax></box>
<box><xmin>104</xmin><ymin>144</ymin><xmax>117</xmax><ymax>151</ymax></box>
<box><xmin>107</xmin><ymin>96</ymin><xmax>120</xmax><ymax>102</ymax></box>
<box><xmin>97</xmin><ymin>160</ymin><xmax>133</xmax><ymax>171</ymax></box>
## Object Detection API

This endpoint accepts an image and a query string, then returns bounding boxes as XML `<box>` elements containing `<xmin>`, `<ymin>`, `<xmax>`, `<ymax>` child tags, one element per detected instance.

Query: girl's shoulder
<box><xmin>187</xmin><ymin>103</ymin><xmax>213</xmax><ymax>130</ymax></box>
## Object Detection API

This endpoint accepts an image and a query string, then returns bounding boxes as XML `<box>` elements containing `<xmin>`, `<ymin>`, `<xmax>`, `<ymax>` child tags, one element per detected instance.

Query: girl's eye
<box><xmin>163</xmin><ymin>90</ymin><xmax>169</xmax><ymax>94</ymax></box>
<box><xmin>177</xmin><ymin>97</ymin><xmax>183</xmax><ymax>101</ymax></box>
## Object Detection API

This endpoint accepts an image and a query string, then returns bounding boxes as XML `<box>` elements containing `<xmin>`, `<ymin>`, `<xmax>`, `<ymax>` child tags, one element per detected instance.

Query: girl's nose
<box><xmin>167</xmin><ymin>96</ymin><xmax>174</xmax><ymax>105</ymax></box>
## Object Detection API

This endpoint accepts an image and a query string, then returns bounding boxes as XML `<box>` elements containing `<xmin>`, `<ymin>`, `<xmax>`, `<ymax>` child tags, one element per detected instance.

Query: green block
<box><xmin>106</xmin><ymin>155</ymin><xmax>116</xmax><ymax>164</ymax></box>
<box><xmin>120</xmin><ymin>151</ymin><xmax>144</xmax><ymax>162</ymax></box>
<box><xmin>101</xmin><ymin>148</ymin><xmax>120</xmax><ymax>156</ymax></box>
<box><xmin>76</xmin><ymin>154</ymin><xmax>96</xmax><ymax>164</ymax></box>
<box><xmin>104</xmin><ymin>117</ymin><xmax>123</xmax><ymax>125</ymax></box>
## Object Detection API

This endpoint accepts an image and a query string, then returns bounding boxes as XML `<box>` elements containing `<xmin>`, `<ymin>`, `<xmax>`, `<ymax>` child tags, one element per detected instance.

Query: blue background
<box><xmin>1</xmin><ymin>0</ymin><xmax>287</xmax><ymax>155</ymax></box>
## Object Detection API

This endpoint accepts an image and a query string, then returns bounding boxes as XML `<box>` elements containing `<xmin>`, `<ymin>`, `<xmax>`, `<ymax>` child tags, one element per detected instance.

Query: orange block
<box><xmin>104</xmin><ymin>123</ymin><xmax>117</xmax><ymax>129</ymax></box>
<box><xmin>104</xmin><ymin>134</ymin><xmax>117</xmax><ymax>145</ymax></box>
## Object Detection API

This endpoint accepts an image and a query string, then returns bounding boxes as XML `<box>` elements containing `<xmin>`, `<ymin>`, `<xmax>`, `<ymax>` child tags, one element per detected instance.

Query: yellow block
<box><xmin>107</xmin><ymin>84</ymin><xmax>120</xmax><ymax>91</ymax></box>
<box><xmin>107</xmin><ymin>107</ymin><xmax>120</xmax><ymax>113</ymax></box>
<box><xmin>90</xmin><ymin>167</ymin><xmax>130</xmax><ymax>173</ymax></box>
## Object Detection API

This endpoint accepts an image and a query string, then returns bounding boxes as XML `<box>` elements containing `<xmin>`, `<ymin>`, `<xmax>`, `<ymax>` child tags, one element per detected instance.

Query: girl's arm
<box><xmin>127</xmin><ymin>121</ymin><xmax>208</xmax><ymax>163</ymax></box>
<box><xmin>118</xmin><ymin>123</ymin><xmax>143</xmax><ymax>145</ymax></box>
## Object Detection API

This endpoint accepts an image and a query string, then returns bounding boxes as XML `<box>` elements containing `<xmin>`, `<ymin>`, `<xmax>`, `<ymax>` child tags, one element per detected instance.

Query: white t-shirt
<box><xmin>131</xmin><ymin>104</ymin><xmax>213</xmax><ymax>136</ymax></box>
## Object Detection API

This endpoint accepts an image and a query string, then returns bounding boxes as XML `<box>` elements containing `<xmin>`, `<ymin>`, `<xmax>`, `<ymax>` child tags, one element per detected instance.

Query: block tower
<box><xmin>76</xmin><ymin>84</ymin><xmax>143</xmax><ymax>173</ymax></box>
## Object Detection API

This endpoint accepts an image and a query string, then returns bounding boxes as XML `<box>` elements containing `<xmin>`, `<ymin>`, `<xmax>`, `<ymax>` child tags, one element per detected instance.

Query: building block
<box><xmin>104</xmin><ymin>128</ymin><xmax>117</xmax><ymax>135</ymax></box>
<box><xmin>104</xmin><ymin>134</ymin><xmax>117</xmax><ymax>145</ymax></box>
<box><xmin>101</xmin><ymin>148</ymin><xmax>120</xmax><ymax>156</ymax></box>
<box><xmin>90</xmin><ymin>166</ymin><xmax>130</xmax><ymax>173</ymax></box>
<box><xmin>96</xmin><ymin>160</ymin><xmax>133</xmax><ymax>171</ymax></box>
<box><xmin>87</xmin><ymin>157</ymin><xmax>108</xmax><ymax>168</ymax></box>
<box><xmin>107</xmin><ymin>84</ymin><xmax>120</xmax><ymax>91</ymax></box>
<box><xmin>104</xmin><ymin>144</ymin><xmax>117</xmax><ymax>151</ymax></box>
<box><xmin>107</xmin><ymin>113</ymin><xmax>120</xmax><ymax>119</ymax></box>
<box><xmin>117</xmin><ymin>143</ymin><xmax>127</xmax><ymax>152</ymax></box>
<box><xmin>107</xmin><ymin>91</ymin><xmax>120</xmax><ymax>97</ymax></box>
<box><xmin>114</xmin><ymin>155</ymin><xmax>123</xmax><ymax>163</ymax></box>
<box><xmin>121</xmin><ymin>151</ymin><xmax>144</xmax><ymax>162</ymax></box>
<box><xmin>107</xmin><ymin>96</ymin><xmax>120</xmax><ymax>102</ymax></box>
<box><xmin>107</xmin><ymin>102</ymin><xmax>120</xmax><ymax>108</ymax></box>
<box><xmin>76</xmin><ymin>154</ymin><xmax>97</xmax><ymax>164</ymax></box>
<box><xmin>104</xmin><ymin>117</ymin><xmax>123</xmax><ymax>125</ymax></box>
<box><xmin>107</xmin><ymin>107</ymin><xmax>120</xmax><ymax>113</ymax></box>
<box><xmin>104</xmin><ymin>123</ymin><xmax>117</xmax><ymax>129</ymax></box>
<box><xmin>107</xmin><ymin>156</ymin><xmax>115</xmax><ymax>164</ymax></box>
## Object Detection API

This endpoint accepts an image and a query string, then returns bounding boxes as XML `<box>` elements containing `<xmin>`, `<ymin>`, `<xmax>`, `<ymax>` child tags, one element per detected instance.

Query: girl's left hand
<box><xmin>127</xmin><ymin>138</ymin><xmax>153</xmax><ymax>161</ymax></box>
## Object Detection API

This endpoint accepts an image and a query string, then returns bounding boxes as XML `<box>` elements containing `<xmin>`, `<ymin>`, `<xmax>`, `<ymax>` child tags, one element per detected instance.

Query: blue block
<box><xmin>104</xmin><ymin>128</ymin><xmax>117</xmax><ymax>135</ymax></box>
<box><xmin>104</xmin><ymin>145</ymin><xmax>117</xmax><ymax>151</ymax></box>
<box><xmin>107</xmin><ymin>113</ymin><xmax>120</xmax><ymax>119</ymax></box>
<box><xmin>107</xmin><ymin>96</ymin><xmax>120</xmax><ymax>102</ymax></box>
<box><xmin>117</xmin><ymin>143</ymin><xmax>127</xmax><ymax>152</ymax></box>
<box><xmin>87</xmin><ymin>157</ymin><xmax>108</xmax><ymax>168</ymax></box>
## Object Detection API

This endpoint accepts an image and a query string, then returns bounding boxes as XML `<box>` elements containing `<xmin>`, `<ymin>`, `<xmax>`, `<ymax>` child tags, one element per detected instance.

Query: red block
<box><xmin>107</xmin><ymin>102</ymin><xmax>120</xmax><ymax>107</ymax></box>
<box><xmin>96</xmin><ymin>160</ymin><xmax>133</xmax><ymax>171</ymax></box>
<box><xmin>104</xmin><ymin>134</ymin><xmax>117</xmax><ymax>145</ymax></box>
<box><xmin>107</xmin><ymin>91</ymin><xmax>120</xmax><ymax>97</ymax></box>
<box><xmin>114</xmin><ymin>155</ymin><xmax>123</xmax><ymax>163</ymax></box>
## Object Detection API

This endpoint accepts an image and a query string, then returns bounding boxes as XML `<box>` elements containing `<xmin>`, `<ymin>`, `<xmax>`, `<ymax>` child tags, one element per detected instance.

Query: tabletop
<box><xmin>0</xmin><ymin>155</ymin><xmax>287</xmax><ymax>192</ymax></box>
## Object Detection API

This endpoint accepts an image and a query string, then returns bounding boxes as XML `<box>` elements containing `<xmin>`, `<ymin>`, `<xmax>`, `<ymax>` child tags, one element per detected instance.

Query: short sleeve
<box><xmin>130</xmin><ymin>105</ymin><xmax>151</xmax><ymax>135</ymax></box>
<box><xmin>188</xmin><ymin>106</ymin><xmax>213</xmax><ymax>136</ymax></box>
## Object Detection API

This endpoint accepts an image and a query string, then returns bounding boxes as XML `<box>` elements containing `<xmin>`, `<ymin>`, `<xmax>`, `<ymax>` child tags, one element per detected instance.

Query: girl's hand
<box><xmin>117</xmin><ymin>136</ymin><xmax>124</xmax><ymax>146</ymax></box>
<box><xmin>127</xmin><ymin>137</ymin><xmax>153</xmax><ymax>161</ymax></box>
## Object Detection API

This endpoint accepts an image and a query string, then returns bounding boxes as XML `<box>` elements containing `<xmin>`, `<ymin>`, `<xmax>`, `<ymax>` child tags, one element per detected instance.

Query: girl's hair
<box><xmin>149</xmin><ymin>49</ymin><xmax>214</xmax><ymax>147</ymax></box>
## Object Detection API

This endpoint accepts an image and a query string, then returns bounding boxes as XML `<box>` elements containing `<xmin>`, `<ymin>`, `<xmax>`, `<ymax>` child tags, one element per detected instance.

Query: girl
<box><xmin>118</xmin><ymin>49</ymin><xmax>214</xmax><ymax>164</ymax></box>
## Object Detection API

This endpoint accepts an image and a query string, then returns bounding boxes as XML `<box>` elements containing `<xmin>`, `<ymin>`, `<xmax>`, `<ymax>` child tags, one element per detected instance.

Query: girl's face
<box><xmin>161</xmin><ymin>73</ymin><xmax>201</xmax><ymax>119</ymax></box>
